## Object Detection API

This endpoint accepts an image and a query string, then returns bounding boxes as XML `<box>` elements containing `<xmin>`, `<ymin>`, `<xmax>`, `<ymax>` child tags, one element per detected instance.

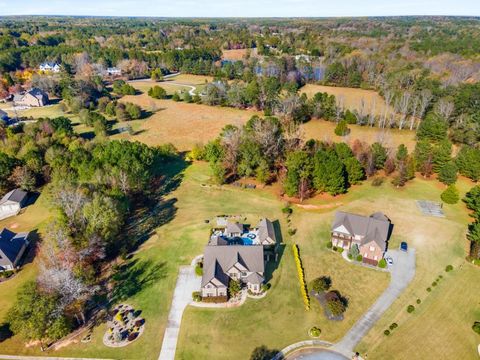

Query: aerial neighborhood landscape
<box><xmin>0</xmin><ymin>1</ymin><xmax>479</xmax><ymax>360</ymax></box>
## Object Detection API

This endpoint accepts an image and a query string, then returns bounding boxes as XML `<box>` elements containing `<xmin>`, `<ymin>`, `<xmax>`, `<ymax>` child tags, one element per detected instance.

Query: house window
<box><xmin>364</xmin><ymin>253</ymin><xmax>368</xmax><ymax>257</ymax></box>
<box><xmin>241</xmin><ymin>272</ymin><xmax>247</xmax><ymax>277</ymax></box>
<box><xmin>369</xmin><ymin>246</ymin><xmax>375</xmax><ymax>252</ymax></box>
<box><xmin>374</xmin><ymin>256</ymin><xmax>378</xmax><ymax>260</ymax></box>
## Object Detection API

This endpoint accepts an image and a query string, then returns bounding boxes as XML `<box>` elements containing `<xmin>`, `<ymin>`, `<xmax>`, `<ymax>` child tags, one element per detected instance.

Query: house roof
<box><xmin>257</xmin><ymin>218</ymin><xmax>276</xmax><ymax>245</ymax></box>
<box><xmin>226</xmin><ymin>221</ymin><xmax>244</xmax><ymax>234</ymax></box>
<box><xmin>201</xmin><ymin>245</ymin><xmax>264</xmax><ymax>287</ymax></box>
<box><xmin>27</xmin><ymin>88</ymin><xmax>48</xmax><ymax>100</ymax></box>
<box><xmin>0</xmin><ymin>189</ymin><xmax>27</xmax><ymax>206</ymax></box>
<box><xmin>245</xmin><ymin>272</ymin><xmax>264</xmax><ymax>285</ymax></box>
<box><xmin>0</xmin><ymin>228</ymin><xmax>29</xmax><ymax>266</ymax></box>
<box><xmin>332</xmin><ymin>211</ymin><xmax>390</xmax><ymax>251</ymax></box>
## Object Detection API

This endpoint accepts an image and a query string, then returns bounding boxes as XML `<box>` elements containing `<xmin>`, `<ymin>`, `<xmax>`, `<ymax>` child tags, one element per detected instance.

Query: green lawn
<box><xmin>0</xmin><ymin>162</ymin><xmax>476</xmax><ymax>360</ymax></box>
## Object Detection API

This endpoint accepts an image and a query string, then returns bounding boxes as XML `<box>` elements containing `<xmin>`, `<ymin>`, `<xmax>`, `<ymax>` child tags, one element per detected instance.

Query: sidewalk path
<box><xmin>332</xmin><ymin>249</ymin><xmax>416</xmax><ymax>355</ymax></box>
<box><xmin>157</xmin><ymin>265</ymin><xmax>201</xmax><ymax>360</ymax></box>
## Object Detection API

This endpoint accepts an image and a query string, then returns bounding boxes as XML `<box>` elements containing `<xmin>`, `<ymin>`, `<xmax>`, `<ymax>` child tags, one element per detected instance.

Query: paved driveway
<box><xmin>158</xmin><ymin>266</ymin><xmax>201</xmax><ymax>360</ymax></box>
<box><xmin>333</xmin><ymin>249</ymin><xmax>416</xmax><ymax>355</ymax></box>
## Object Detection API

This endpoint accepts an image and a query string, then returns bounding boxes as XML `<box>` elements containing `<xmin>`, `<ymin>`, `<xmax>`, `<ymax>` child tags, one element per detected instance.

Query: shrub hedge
<box><xmin>292</xmin><ymin>244</ymin><xmax>310</xmax><ymax>310</ymax></box>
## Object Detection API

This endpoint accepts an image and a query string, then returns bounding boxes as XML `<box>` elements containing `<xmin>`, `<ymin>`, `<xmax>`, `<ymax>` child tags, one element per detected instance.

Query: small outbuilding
<box><xmin>0</xmin><ymin>189</ymin><xmax>28</xmax><ymax>220</ymax></box>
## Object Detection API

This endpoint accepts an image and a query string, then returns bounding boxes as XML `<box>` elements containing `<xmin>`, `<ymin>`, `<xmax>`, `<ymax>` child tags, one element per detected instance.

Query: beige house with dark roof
<box><xmin>0</xmin><ymin>189</ymin><xmax>28</xmax><ymax>221</ymax></box>
<box><xmin>201</xmin><ymin>218</ymin><xmax>278</xmax><ymax>298</ymax></box>
<box><xmin>331</xmin><ymin>211</ymin><xmax>391</xmax><ymax>265</ymax></box>
<box><xmin>201</xmin><ymin>245</ymin><xmax>265</xmax><ymax>297</ymax></box>
<box><xmin>13</xmin><ymin>88</ymin><xmax>49</xmax><ymax>107</ymax></box>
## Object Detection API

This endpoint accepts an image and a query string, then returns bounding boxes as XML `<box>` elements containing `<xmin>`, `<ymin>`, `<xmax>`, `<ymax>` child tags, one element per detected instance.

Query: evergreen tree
<box><xmin>313</xmin><ymin>149</ymin><xmax>346</xmax><ymax>195</ymax></box>
<box><xmin>456</xmin><ymin>146</ymin><xmax>480</xmax><ymax>182</ymax></box>
<box><xmin>441</xmin><ymin>184</ymin><xmax>460</xmax><ymax>204</ymax></box>
<box><xmin>344</xmin><ymin>157</ymin><xmax>365</xmax><ymax>185</ymax></box>
<box><xmin>334</xmin><ymin>120</ymin><xmax>349</xmax><ymax>136</ymax></box>
<box><xmin>284</xmin><ymin>151</ymin><xmax>313</xmax><ymax>199</ymax></box>
<box><xmin>432</xmin><ymin>139</ymin><xmax>452</xmax><ymax>173</ymax></box>
<box><xmin>371</xmin><ymin>142</ymin><xmax>387</xmax><ymax>170</ymax></box>
<box><xmin>438</xmin><ymin>162</ymin><xmax>458</xmax><ymax>185</ymax></box>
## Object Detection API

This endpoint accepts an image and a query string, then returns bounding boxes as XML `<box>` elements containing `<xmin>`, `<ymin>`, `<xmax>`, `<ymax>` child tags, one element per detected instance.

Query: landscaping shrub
<box><xmin>347</xmin><ymin>253</ymin><xmax>353</xmax><ymax>260</ymax></box>
<box><xmin>371</xmin><ymin>177</ymin><xmax>385</xmax><ymax>187</ymax></box>
<box><xmin>195</xmin><ymin>262</ymin><xmax>203</xmax><ymax>276</ymax></box>
<box><xmin>228</xmin><ymin>279</ymin><xmax>242</xmax><ymax>297</ymax></box>
<box><xmin>416</xmin><ymin>298</ymin><xmax>421</xmax><ymax>304</ymax></box>
<box><xmin>334</xmin><ymin>120</ymin><xmax>350</xmax><ymax>136</ymax></box>
<box><xmin>282</xmin><ymin>205</ymin><xmax>293</xmax><ymax>215</ymax></box>
<box><xmin>384</xmin><ymin>329</ymin><xmax>390</xmax><ymax>336</ymax></box>
<box><xmin>378</xmin><ymin>259</ymin><xmax>387</xmax><ymax>268</ymax></box>
<box><xmin>309</xmin><ymin>326</ymin><xmax>321</xmax><ymax>337</ymax></box>
<box><xmin>441</xmin><ymin>184</ymin><xmax>460</xmax><ymax>204</ymax></box>
<box><xmin>427</xmin><ymin>287</ymin><xmax>432</xmax><ymax>292</ymax></box>
<box><xmin>326</xmin><ymin>241</ymin><xmax>333</xmax><ymax>249</ymax></box>
<box><xmin>389</xmin><ymin>323</ymin><xmax>398</xmax><ymax>330</ymax></box>
<box><xmin>0</xmin><ymin>270</ymin><xmax>14</xmax><ymax>279</ymax></box>
<box><xmin>261</xmin><ymin>283</ymin><xmax>271</xmax><ymax>293</ymax></box>
<box><xmin>292</xmin><ymin>244</ymin><xmax>310</xmax><ymax>310</ymax></box>
<box><xmin>326</xmin><ymin>297</ymin><xmax>346</xmax><ymax>316</ymax></box>
<box><xmin>407</xmin><ymin>305</ymin><xmax>415</xmax><ymax>313</ymax></box>
<box><xmin>332</xmin><ymin>246</ymin><xmax>338</xmax><ymax>251</ymax></box>
<box><xmin>473</xmin><ymin>321</ymin><xmax>480</xmax><ymax>335</ymax></box>
<box><xmin>432</xmin><ymin>281</ymin><xmax>437</xmax><ymax>287</ymax></box>
<box><xmin>312</xmin><ymin>276</ymin><xmax>332</xmax><ymax>293</ymax></box>
<box><xmin>288</xmin><ymin>228</ymin><xmax>297</xmax><ymax>236</ymax></box>
<box><xmin>172</xmin><ymin>92</ymin><xmax>181</xmax><ymax>102</ymax></box>
<box><xmin>202</xmin><ymin>296</ymin><xmax>227</xmax><ymax>303</ymax></box>
<box><xmin>127</xmin><ymin>332</ymin><xmax>138</xmax><ymax>341</ymax></box>
<box><xmin>148</xmin><ymin>86</ymin><xmax>167</xmax><ymax>99</ymax></box>
<box><xmin>336</xmin><ymin>246</ymin><xmax>344</xmax><ymax>253</ymax></box>
<box><xmin>445</xmin><ymin>265</ymin><xmax>453</xmax><ymax>272</ymax></box>
<box><xmin>356</xmin><ymin>254</ymin><xmax>363</xmax><ymax>262</ymax></box>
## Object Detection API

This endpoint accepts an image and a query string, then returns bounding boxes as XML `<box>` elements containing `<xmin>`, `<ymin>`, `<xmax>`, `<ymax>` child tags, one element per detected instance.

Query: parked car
<box><xmin>400</xmin><ymin>242</ymin><xmax>408</xmax><ymax>252</ymax></box>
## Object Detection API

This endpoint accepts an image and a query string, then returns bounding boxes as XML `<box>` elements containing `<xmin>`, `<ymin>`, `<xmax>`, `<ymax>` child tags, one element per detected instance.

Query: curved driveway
<box><xmin>332</xmin><ymin>249</ymin><xmax>416</xmax><ymax>355</ymax></box>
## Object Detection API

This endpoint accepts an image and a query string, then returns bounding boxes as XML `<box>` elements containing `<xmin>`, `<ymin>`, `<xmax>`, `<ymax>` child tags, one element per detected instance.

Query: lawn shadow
<box><xmin>110</xmin><ymin>259</ymin><xmax>168</xmax><ymax>303</ymax></box>
<box><xmin>264</xmin><ymin>220</ymin><xmax>285</xmax><ymax>283</ymax></box>
<box><xmin>250</xmin><ymin>345</ymin><xmax>283</xmax><ymax>360</ymax></box>
<box><xmin>20</xmin><ymin>229</ymin><xmax>39</xmax><ymax>267</ymax></box>
<box><xmin>122</xmin><ymin>158</ymin><xmax>189</xmax><ymax>253</ymax></box>
<box><xmin>0</xmin><ymin>323</ymin><xmax>13</xmax><ymax>343</ymax></box>
<box><xmin>78</xmin><ymin>130</ymin><xmax>95</xmax><ymax>140</ymax></box>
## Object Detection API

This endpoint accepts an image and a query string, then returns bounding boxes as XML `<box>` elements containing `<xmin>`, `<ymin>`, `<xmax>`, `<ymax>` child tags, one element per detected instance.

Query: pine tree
<box><xmin>344</xmin><ymin>157</ymin><xmax>365</xmax><ymax>185</ymax></box>
<box><xmin>432</xmin><ymin>139</ymin><xmax>452</xmax><ymax>173</ymax></box>
<box><xmin>438</xmin><ymin>162</ymin><xmax>458</xmax><ymax>185</ymax></box>
<box><xmin>441</xmin><ymin>184</ymin><xmax>460</xmax><ymax>204</ymax></box>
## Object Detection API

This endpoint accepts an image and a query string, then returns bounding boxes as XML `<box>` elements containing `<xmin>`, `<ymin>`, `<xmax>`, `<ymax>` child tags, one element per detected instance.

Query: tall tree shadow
<box><xmin>110</xmin><ymin>259</ymin><xmax>167</xmax><ymax>303</ymax></box>
<box><xmin>123</xmin><ymin>158</ymin><xmax>189</xmax><ymax>253</ymax></box>
<box><xmin>0</xmin><ymin>323</ymin><xmax>13</xmax><ymax>343</ymax></box>
<box><xmin>264</xmin><ymin>220</ymin><xmax>285</xmax><ymax>283</ymax></box>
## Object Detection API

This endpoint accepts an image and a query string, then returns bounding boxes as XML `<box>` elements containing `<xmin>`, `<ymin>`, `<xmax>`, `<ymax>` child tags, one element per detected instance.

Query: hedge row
<box><xmin>292</xmin><ymin>244</ymin><xmax>310</xmax><ymax>310</ymax></box>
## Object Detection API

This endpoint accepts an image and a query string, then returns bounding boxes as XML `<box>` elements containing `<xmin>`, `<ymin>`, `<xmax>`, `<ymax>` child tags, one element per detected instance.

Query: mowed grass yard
<box><xmin>301</xmin><ymin>120</ymin><xmax>417</xmax><ymax>151</ymax></box>
<box><xmin>300</xmin><ymin>84</ymin><xmax>393</xmax><ymax>117</ymax></box>
<box><xmin>354</xmin><ymin>177</ymin><xmax>480</xmax><ymax>359</ymax></box>
<box><xmin>0</xmin><ymin>191</ymin><xmax>54</xmax><ymax>324</ymax></box>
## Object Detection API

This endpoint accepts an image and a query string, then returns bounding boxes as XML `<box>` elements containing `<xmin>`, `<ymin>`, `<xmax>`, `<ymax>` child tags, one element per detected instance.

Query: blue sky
<box><xmin>0</xmin><ymin>0</ymin><xmax>479</xmax><ymax>17</ymax></box>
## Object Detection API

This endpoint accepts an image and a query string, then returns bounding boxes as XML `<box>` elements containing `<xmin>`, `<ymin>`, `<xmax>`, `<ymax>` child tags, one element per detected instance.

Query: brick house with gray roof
<box><xmin>331</xmin><ymin>211</ymin><xmax>391</xmax><ymax>265</ymax></box>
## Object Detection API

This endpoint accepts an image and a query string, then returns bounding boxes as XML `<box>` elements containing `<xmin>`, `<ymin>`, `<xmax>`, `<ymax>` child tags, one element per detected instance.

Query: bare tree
<box><xmin>397</xmin><ymin>91</ymin><xmax>411</xmax><ymax>130</ymax></box>
<box><xmin>54</xmin><ymin>187</ymin><xmax>87</xmax><ymax>229</ymax></box>
<box><xmin>435</xmin><ymin>98</ymin><xmax>454</xmax><ymax>122</ymax></box>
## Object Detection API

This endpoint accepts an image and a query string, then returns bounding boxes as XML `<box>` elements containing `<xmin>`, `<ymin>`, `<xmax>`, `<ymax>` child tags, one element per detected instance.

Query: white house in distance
<box><xmin>106</xmin><ymin>67</ymin><xmax>122</xmax><ymax>76</ymax></box>
<box><xmin>0</xmin><ymin>189</ymin><xmax>28</xmax><ymax>221</ymax></box>
<box><xmin>39</xmin><ymin>62</ymin><xmax>61</xmax><ymax>73</ymax></box>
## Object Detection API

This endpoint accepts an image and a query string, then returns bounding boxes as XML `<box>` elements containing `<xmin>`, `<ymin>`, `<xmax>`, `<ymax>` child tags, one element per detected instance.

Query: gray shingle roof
<box><xmin>201</xmin><ymin>245</ymin><xmax>264</xmax><ymax>287</ymax></box>
<box><xmin>226</xmin><ymin>221</ymin><xmax>244</xmax><ymax>234</ymax></box>
<box><xmin>0</xmin><ymin>189</ymin><xmax>27</xmax><ymax>205</ymax></box>
<box><xmin>257</xmin><ymin>218</ymin><xmax>276</xmax><ymax>245</ymax></box>
<box><xmin>0</xmin><ymin>228</ymin><xmax>29</xmax><ymax>267</ymax></box>
<box><xmin>332</xmin><ymin>211</ymin><xmax>390</xmax><ymax>251</ymax></box>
